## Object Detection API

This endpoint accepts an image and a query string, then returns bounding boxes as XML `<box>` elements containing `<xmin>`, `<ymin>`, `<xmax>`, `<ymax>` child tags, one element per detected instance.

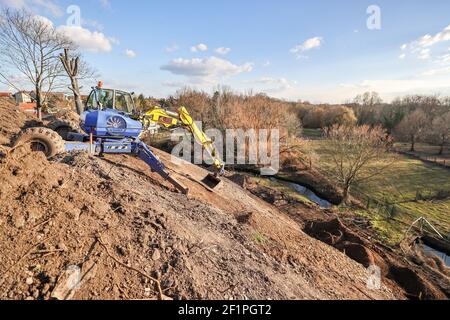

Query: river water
<box><xmin>422</xmin><ymin>244</ymin><xmax>450</xmax><ymax>267</ymax></box>
<box><xmin>270</xmin><ymin>178</ymin><xmax>333</xmax><ymax>208</ymax></box>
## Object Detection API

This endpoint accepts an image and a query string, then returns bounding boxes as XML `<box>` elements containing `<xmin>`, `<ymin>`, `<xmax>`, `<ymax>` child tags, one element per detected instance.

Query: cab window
<box><xmin>99</xmin><ymin>89</ymin><xmax>114</xmax><ymax>109</ymax></box>
<box><xmin>86</xmin><ymin>89</ymin><xmax>114</xmax><ymax>110</ymax></box>
<box><xmin>115</xmin><ymin>91</ymin><xmax>131</xmax><ymax>113</ymax></box>
<box><xmin>86</xmin><ymin>92</ymin><xmax>99</xmax><ymax>109</ymax></box>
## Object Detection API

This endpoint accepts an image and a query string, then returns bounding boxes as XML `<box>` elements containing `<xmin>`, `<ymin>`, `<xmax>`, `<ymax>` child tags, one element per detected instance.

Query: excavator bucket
<box><xmin>202</xmin><ymin>173</ymin><xmax>222</xmax><ymax>189</ymax></box>
<box><xmin>167</xmin><ymin>175</ymin><xmax>189</xmax><ymax>195</ymax></box>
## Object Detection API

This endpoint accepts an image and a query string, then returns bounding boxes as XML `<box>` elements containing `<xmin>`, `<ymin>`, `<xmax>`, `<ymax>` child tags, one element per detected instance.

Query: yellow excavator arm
<box><xmin>142</xmin><ymin>106</ymin><xmax>225</xmax><ymax>176</ymax></box>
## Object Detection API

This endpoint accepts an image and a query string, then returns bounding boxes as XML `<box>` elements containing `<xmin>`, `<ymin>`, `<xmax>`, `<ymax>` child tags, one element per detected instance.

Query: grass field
<box><xmin>302</xmin><ymin>128</ymin><xmax>323</xmax><ymax>139</ymax></box>
<box><xmin>310</xmin><ymin>139</ymin><xmax>450</xmax><ymax>245</ymax></box>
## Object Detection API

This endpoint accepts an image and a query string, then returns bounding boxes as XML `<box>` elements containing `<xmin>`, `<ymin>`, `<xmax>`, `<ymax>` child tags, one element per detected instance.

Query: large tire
<box><xmin>14</xmin><ymin>127</ymin><xmax>65</xmax><ymax>158</ymax></box>
<box><xmin>47</xmin><ymin>120</ymin><xmax>81</xmax><ymax>141</ymax></box>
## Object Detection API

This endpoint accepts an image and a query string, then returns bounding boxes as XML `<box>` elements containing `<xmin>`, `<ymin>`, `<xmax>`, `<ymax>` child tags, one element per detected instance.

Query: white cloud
<box><xmin>108</xmin><ymin>37</ymin><xmax>120</xmax><ymax>45</ymax></box>
<box><xmin>241</xmin><ymin>77</ymin><xmax>300</xmax><ymax>96</ymax></box>
<box><xmin>243</xmin><ymin>77</ymin><xmax>297</xmax><ymax>91</ymax></box>
<box><xmin>421</xmin><ymin>66</ymin><xmax>450</xmax><ymax>76</ymax></box>
<box><xmin>82</xmin><ymin>18</ymin><xmax>104</xmax><ymax>31</ymax></box>
<box><xmin>244</xmin><ymin>77</ymin><xmax>289</xmax><ymax>85</ymax></box>
<box><xmin>339</xmin><ymin>78</ymin><xmax>450</xmax><ymax>95</ymax></box>
<box><xmin>32</xmin><ymin>14</ymin><xmax>53</xmax><ymax>28</ymax></box>
<box><xmin>161</xmin><ymin>56</ymin><xmax>253</xmax><ymax>83</ymax></box>
<box><xmin>214</xmin><ymin>47</ymin><xmax>231</xmax><ymax>55</ymax></box>
<box><xmin>434</xmin><ymin>53</ymin><xmax>450</xmax><ymax>64</ymax></box>
<box><xmin>402</xmin><ymin>24</ymin><xmax>450</xmax><ymax>60</ymax></box>
<box><xmin>190</xmin><ymin>43</ymin><xmax>208</xmax><ymax>52</ymax></box>
<box><xmin>413</xmin><ymin>25</ymin><xmax>450</xmax><ymax>48</ymax></box>
<box><xmin>0</xmin><ymin>11</ymin><xmax>116</xmax><ymax>53</ymax></box>
<box><xmin>262</xmin><ymin>61</ymin><xmax>271</xmax><ymax>67</ymax></box>
<box><xmin>56</xmin><ymin>25</ymin><xmax>113</xmax><ymax>53</ymax></box>
<box><xmin>0</xmin><ymin>0</ymin><xmax>63</xmax><ymax>17</ymax></box>
<box><xmin>418</xmin><ymin>48</ymin><xmax>431</xmax><ymax>60</ymax></box>
<box><xmin>399</xmin><ymin>53</ymin><xmax>406</xmax><ymax>59</ymax></box>
<box><xmin>165</xmin><ymin>44</ymin><xmax>179</xmax><ymax>53</ymax></box>
<box><xmin>290</xmin><ymin>37</ymin><xmax>323</xmax><ymax>59</ymax></box>
<box><xmin>125</xmin><ymin>49</ymin><xmax>136</xmax><ymax>58</ymax></box>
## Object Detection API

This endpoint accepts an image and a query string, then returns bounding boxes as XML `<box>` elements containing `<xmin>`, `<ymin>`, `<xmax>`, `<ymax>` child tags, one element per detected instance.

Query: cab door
<box><xmin>114</xmin><ymin>91</ymin><xmax>136</xmax><ymax>114</ymax></box>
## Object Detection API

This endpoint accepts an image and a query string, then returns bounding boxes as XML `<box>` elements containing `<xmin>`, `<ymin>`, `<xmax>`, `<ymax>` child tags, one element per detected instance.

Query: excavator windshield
<box><xmin>86</xmin><ymin>88</ymin><xmax>135</xmax><ymax>114</ymax></box>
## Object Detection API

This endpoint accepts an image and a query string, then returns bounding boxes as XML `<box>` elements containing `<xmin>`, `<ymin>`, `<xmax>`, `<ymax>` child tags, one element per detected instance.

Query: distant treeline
<box><xmin>135</xmin><ymin>89</ymin><xmax>450</xmax><ymax>155</ymax></box>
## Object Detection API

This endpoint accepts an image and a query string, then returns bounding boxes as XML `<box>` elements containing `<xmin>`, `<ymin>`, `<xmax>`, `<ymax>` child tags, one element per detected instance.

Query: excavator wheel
<box><xmin>14</xmin><ymin>127</ymin><xmax>65</xmax><ymax>158</ymax></box>
<box><xmin>47</xmin><ymin>119</ymin><xmax>81</xmax><ymax>141</ymax></box>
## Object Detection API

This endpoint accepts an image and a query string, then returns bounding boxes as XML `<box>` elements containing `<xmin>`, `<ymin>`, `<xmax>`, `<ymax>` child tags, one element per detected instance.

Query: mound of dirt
<box><xmin>0</xmin><ymin>144</ymin><xmax>403</xmax><ymax>300</ymax></box>
<box><xmin>45</xmin><ymin>109</ymin><xmax>80</xmax><ymax>125</ymax></box>
<box><xmin>0</xmin><ymin>97</ymin><xmax>42</xmax><ymax>147</ymax></box>
<box><xmin>388</xmin><ymin>266</ymin><xmax>445</xmax><ymax>300</ymax></box>
<box><xmin>304</xmin><ymin>218</ymin><xmax>447</xmax><ymax>300</ymax></box>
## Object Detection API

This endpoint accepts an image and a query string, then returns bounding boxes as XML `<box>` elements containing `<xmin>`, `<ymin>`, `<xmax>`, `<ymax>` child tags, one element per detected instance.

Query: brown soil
<box><xmin>45</xmin><ymin>109</ymin><xmax>81</xmax><ymax>125</ymax></box>
<box><xmin>0</xmin><ymin>97</ymin><xmax>43</xmax><ymax>148</ymax></box>
<box><xmin>0</xmin><ymin>101</ymin><xmax>402</xmax><ymax>300</ymax></box>
<box><xmin>244</xmin><ymin>176</ymin><xmax>449</xmax><ymax>300</ymax></box>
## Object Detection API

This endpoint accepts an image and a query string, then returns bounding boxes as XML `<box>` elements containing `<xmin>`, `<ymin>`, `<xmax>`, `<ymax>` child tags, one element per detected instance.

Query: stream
<box><xmin>270</xmin><ymin>178</ymin><xmax>333</xmax><ymax>208</ymax></box>
<box><xmin>422</xmin><ymin>244</ymin><xmax>450</xmax><ymax>267</ymax></box>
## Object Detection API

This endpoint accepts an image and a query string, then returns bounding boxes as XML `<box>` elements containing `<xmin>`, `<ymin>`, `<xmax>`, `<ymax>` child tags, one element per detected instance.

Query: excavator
<box><xmin>43</xmin><ymin>83</ymin><xmax>225</xmax><ymax>189</ymax></box>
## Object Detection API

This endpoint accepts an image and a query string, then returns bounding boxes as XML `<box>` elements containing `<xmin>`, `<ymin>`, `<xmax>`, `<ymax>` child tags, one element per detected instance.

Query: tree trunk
<box><xmin>410</xmin><ymin>135</ymin><xmax>415</xmax><ymax>152</ymax></box>
<box><xmin>439</xmin><ymin>142</ymin><xmax>444</xmax><ymax>155</ymax></box>
<box><xmin>342</xmin><ymin>184</ymin><xmax>351</xmax><ymax>205</ymax></box>
<box><xmin>70</xmin><ymin>77</ymin><xmax>83</xmax><ymax>114</ymax></box>
<box><xmin>35</xmin><ymin>84</ymin><xmax>42</xmax><ymax>120</ymax></box>
<box><xmin>59</xmin><ymin>49</ymin><xmax>84</xmax><ymax>115</ymax></box>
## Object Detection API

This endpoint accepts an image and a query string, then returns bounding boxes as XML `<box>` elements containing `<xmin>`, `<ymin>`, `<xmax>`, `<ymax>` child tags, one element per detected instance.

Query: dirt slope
<box><xmin>0</xmin><ymin>97</ymin><xmax>41</xmax><ymax>147</ymax></box>
<box><xmin>0</xmin><ymin>149</ymin><xmax>402</xmax><ymax>300</ymax></box>
<box><xmin>0</xmin><ymin>101</ymin><xmax>401</xmax><ymax>300</ymax></box>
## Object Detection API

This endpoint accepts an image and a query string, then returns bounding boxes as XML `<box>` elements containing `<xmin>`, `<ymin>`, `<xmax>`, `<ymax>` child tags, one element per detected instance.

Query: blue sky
<box><xmin>2</xmin><ymin>0</ymin><xmax>450</xmax><ymax>102</ymax></box>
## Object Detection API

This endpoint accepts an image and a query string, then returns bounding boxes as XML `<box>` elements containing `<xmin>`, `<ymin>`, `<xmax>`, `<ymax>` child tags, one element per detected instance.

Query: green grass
<box><xmin>310</xmin><ymin>139</ymin><xmax>450</xmax><ymax>245</ymax></box>
<box><xmin>302</xmin><ymin>128</ymin><xmax>323</xmax><ymax>139</ymax></box>
<box><xmin>254</xmin><ymin>231</ymin><xmax>268</xmax><ymax>244</ymax></box>
<box><xmin>394</xmin><ymin>142</ymin><xmax>450</xmax><ymax>160</ymax></box>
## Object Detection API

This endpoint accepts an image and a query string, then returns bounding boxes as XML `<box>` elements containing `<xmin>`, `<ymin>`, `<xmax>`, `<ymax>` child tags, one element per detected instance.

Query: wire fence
<box><xmin>359</xmin><ymin>190</ymin><xmax>450</xmax><ymax>240</ymax></box>
<box><xmin>395</xmin><ymin>150</ymin><xmax>450</xmax><ymax>169</ymax></box>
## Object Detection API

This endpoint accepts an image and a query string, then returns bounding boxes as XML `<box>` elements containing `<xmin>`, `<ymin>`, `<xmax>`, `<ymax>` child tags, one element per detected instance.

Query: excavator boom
<box><xmin>143</xmin><ymin>106</ymin><xmax>225</xmax><ymax>188</ymax></box>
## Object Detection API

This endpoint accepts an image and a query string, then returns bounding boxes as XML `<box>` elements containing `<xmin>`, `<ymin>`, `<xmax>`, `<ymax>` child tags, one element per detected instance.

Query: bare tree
<box><xmin>59</xmin><ymin>48</ymin><xmax>95</xmax><ymax>114</ymax></box>
<box><xmin>353</xmin><ymin>91</ymin><xmax>383</xmax><ymax>107</ymax></box>
<box><xmin>352</xmin><ymin>92</ymin><xmax>383</xmax><ymax>125</ymax></box>
<box><xmin>429</xmin><ymin>112</ymin><xmax>450</xmax><ymax>155</ymax></box>
<box><xmin>326</xmin><ymin>125</ymin><xmax>394</xmax><ymax>204</ymax></box>
<box><xmin>395</xmin><ymin>109</ymin><xmax>429</xmax><ymax>152</ymax></box>
<box><xmin>0</xmin><ymin>9</ymin><xmax>72</xmax><ymax>118</ymax></box>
